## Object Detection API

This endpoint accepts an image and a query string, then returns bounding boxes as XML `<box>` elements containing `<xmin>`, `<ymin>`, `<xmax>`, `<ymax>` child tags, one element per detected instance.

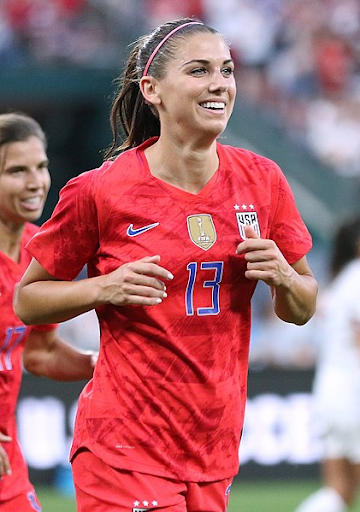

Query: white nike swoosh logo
<box><xmin>126</xmin><ymin>222</ymin><xmax>159</xmax><ymax>237</ymax></box>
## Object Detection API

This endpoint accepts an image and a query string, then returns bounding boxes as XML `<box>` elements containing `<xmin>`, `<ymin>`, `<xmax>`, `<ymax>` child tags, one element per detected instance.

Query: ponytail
<box><xmin>104</xmin><ymin>18</ymin><xmax>215</xmax><ymax>158</ymax></box>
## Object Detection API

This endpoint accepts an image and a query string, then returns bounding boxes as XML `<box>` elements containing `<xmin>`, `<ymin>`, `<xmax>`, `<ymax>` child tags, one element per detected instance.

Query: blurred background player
<box><xmin>294</xmin><ymin>215</ymin><xmax>360</xmax><ymax>512</ymax></box>
<box><xmin>0</xmin><ymin>112</ymin><xmax>96</xmax><ymax>512</ymax></box>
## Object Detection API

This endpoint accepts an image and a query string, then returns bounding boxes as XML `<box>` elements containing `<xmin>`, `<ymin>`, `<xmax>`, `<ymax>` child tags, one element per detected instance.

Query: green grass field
<box><xmin>35</xmin><ymin>479</ymin><xmax>360</xmax><ymax>511</ymax></box>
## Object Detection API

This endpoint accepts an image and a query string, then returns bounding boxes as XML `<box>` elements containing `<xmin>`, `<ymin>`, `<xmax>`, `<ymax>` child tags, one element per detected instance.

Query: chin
<box><xmin>205</xmin><ymin>125</ymin><xmax>227</xmax><ymax>139</ymax></box>
<box><xmin>21</xmin><ymin>211</ymin><xmax>43</xmax><ymax>223</ymax></box>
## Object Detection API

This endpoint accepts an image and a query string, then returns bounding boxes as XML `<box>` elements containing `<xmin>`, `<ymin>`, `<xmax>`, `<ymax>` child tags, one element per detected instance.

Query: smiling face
<box><xmin>0</xmin><ymin>136</ymin><xmax>50</xmax><ymax>228</ymax></box>
<box><xmin>142</xmin><ymin>32</ymin><xmax>236</xmax><ymax>144</ymax></box>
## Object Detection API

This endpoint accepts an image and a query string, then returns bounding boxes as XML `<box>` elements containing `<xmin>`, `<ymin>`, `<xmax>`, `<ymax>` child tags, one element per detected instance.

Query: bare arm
<box><xmin>14</xmin><ymin>255</ymin><xmax>173</xmax><ymax>325</ymax></box>
<box><xmin>23</xmin><ymin>328</ymin><xmax>97</xmax><ymax>381</ymax></box>
<box><xmin>270</xmin><ymin>257</ymin><xmax>317</xmax><ymax>324</ymax></box>
<box><xmin>0</xmin><ymin>327</ymin><xmax>95</xmax><ymax>479</ymax></box>
<box><xmin>354</xmin><ymin>321</ymin><xmax>360</xmax><ymax>356</ymax></box>
<box><xmin>236</xmin><ymin>225</ymin><xmax>318</xmax><ymax>325</ymax></box>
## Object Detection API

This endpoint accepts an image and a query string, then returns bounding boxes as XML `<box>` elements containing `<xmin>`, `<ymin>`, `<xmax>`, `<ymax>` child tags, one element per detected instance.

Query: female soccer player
<box><xmin>0</xmin><ymin>112</ymin><xmax>96</xmax><ymax>512</ymax></box>
<box><xmin>294</xmin><ymin>216</ymin><xmax>360</xmax><ymax>512</ymax></box>
<box><xmin>15</xmin><ymin>18</ymin><xmax>318</xmax><ymax>512</ymax></box>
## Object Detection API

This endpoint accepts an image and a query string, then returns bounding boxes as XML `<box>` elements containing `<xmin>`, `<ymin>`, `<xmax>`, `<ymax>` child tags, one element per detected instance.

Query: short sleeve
<box><xmin>26</xmin><ymin>170</ymin><xmax>99</xmax><ymax>281</ymax></box>
<box><xmin>270</xmin><ymin>167</ymin><xmax>312</xmax><ymax>264</ymax></box>
<box><xmin>31</xmin><ymin>324</ymin><xmax>58</xmax><ymax>332</ymax></box>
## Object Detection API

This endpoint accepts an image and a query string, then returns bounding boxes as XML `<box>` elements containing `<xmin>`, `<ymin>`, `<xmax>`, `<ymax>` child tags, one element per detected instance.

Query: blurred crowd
<box><xmin>208</xmin><ymin>0</ymin><xmax>360</xmax><ymax>178</ymax></box>
<box><xmin>2</xmin><ymin>0</ymin><xmax>360</xmax><ymax>175</ymax></box>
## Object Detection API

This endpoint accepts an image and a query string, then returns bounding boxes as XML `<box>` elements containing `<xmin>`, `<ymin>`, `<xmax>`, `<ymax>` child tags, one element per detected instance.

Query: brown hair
<box><xmin>105</xmin><ymin>18</ymin><xmax>219</xmax><ymax>158</ymax></box>
<box><xmin>330</xmin><ymin>215</ymin><xmax>360</xmax><ymax>278</ymax></box>
<box><xmin>0</xmin><ymin>112</ymin><xmax>47</xmax><ymax>149</ymax></box>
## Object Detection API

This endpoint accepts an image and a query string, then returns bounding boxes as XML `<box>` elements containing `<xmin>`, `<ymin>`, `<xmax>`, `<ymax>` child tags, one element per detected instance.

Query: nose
<box><xmin>26</xmin><ymin>169</ymin><xmax>46</xmax><ymax>189</ymax></box>
<box><xmin>208</xmin><ymin>70</ymin><xmax>229</xmax><ymax>93</ymax></box>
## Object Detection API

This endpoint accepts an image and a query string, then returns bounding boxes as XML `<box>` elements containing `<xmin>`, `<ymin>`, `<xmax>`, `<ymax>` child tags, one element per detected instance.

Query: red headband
<box><xmin>142</xmin><ymin>22</ymin><xmax>203</xmax><ymax>77</ymax></box>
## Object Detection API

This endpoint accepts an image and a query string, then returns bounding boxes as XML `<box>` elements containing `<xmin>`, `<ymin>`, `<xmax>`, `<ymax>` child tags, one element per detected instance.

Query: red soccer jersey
<box><xmin>26</xmin><ymin>138</ymin><xmax>312</xmax><ymax>482</ymax></box>
<box><xmin>0</xmin><ymin>223</ymin><xmax>56</xmax><ymax>502</ymax></box>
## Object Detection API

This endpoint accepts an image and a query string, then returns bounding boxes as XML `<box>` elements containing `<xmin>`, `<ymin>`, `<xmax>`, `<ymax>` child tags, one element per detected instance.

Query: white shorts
<box><xmin>320</xmin><ymin>424</ymin><xmax>360</xmax><ymax>462</ymax></box>
<box><xmin>312</xmin><ymin>366</ymin><xmax>360</xmax><ymax>462</ymax></box>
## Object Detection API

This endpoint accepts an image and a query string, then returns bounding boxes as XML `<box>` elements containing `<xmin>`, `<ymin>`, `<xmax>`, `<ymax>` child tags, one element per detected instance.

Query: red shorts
<box><xmin>0</xmin><ymin>488</ymin><xmax>42</xmax><ymax>512</ymax></box>
<box><xmin>72</xmin><ymin>449</ymin><xmax>233</xmax><ymax>512</ymax></box>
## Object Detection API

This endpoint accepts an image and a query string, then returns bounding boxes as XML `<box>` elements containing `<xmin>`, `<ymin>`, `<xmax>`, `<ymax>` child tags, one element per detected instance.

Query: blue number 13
<box><xmin>185</xmin><ymin>261</ymin><xmax>224</xmax><ymax>316</ymax></box>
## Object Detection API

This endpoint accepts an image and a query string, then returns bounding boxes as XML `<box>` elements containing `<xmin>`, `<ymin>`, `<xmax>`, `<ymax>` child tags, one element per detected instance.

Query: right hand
<box><xmin>98</xmin><ymin>255</ymin><xmax>174</xmax><ymax>307</ymax></box>
<box><xmin>0</xmin><ymin>431</ymin><xmax>12</xmax><ymax>478</ymax></box>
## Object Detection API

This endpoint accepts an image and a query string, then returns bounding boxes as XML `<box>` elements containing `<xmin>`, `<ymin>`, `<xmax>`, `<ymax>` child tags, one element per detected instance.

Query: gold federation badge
<box><xmin>187</xmin><ymin>214</ymin><xmax>217</xmax><ymax>251</ymax></box>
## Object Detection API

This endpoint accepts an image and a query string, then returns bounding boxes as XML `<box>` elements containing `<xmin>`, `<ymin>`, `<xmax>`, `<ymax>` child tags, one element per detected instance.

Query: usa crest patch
<box><xmin>236</xmin><ymin>211</ymin><xmax>261</xmax><ymax>240</ymax></box>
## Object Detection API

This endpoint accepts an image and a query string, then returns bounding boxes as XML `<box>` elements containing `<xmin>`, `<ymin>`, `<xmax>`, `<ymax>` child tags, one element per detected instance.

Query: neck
<box><xmin>145</xmin><ymin>138</ymin><xmax>219</xmax><ymax>194</ymax></box>
<box><xmin>0</xmin><ymin>220</ymin><xmax>25</xmax><ymax>262</ymax></box>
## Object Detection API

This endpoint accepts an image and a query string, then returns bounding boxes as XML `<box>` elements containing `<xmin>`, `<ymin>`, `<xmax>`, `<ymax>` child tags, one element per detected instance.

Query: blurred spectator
<box><xmin>0</xmin><ymin>0</ymin><xmax>136</xmax><ymax>67</ymax></box>
<box><xmin>313</xmin><ymin>27</ymin><xmax>354</xmax><ymax>98</ymax></box>
<box><xmin>144</xmin><ymin>0</ymin><xmax>204</xmax><ymax>27</ymax></box>
<box><xmin>294</xmin><ymin>214</ymin><xmax>360</xmax><ymax>512</ymax></box>
<box><xmin>2</xmin><ymin>0</ymin><xmax>360</xmax><ymax>177</ymax></box>
<box><xmin>207</xmin><ymin>0</ymin><xmax>360</xmax><ymax>176</ymax></box>
<box><xmin>306</xmin><ymin>97</ymin><xmax>360</xmax><ymax>175</ymax></box>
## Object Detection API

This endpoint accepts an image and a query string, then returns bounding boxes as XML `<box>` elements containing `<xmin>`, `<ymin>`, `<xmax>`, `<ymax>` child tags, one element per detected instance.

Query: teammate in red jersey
<box><xmin>0</xmin><ymin>112</ymin><xmax>96</xmax><ymax>512</ymax></box>
<box><xmin>15</xmin><ymin>18</ymin><xmax>318</xmax><ymax>512</ymax></box>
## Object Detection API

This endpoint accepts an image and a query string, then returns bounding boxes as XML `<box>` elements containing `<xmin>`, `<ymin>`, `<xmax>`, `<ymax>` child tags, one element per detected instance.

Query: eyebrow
<box><xmin>180</xmin><ymin>58</ymin><xmax>234</xmax><ymax>68</ymax></box>
<box><xmin>6</xmin><ymin>159</ymin><xmax>49</xmax><ymax>171</ymax></box>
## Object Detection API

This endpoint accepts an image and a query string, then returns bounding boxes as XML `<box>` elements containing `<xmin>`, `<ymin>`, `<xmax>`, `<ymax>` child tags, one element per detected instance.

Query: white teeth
<box><xmin>22</xmin><ymin>196</ymin><xmax>41</xmax><ymax>205</ymax></box>
<box><xmin>200</xmin><ymin>102</ymin><xmax>225</xmax><ymax>110</ymax></box>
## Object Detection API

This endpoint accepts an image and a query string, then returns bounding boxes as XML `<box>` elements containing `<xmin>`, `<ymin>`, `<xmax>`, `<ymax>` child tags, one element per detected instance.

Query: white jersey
<box><xmin>312</xmin><ymin>259</ymin><xmax>360</xmax><ymax>440</ymax></box>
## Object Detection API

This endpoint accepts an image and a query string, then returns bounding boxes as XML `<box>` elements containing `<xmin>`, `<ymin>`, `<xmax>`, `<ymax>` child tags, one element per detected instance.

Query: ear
<box><xmin>140</xmin><ymin>76</ymin><xmax>161</xmax><ymax>106</ymax></box>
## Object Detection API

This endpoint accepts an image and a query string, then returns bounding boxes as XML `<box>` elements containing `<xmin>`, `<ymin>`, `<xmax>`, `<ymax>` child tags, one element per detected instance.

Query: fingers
<box><xmin>120</xmin><ymin>258</ymin><xmax>174</xmax><ymax>297</ymax></box>
<box><xmin>128</xmin><ymin>257</ymin><xmax>174</xmax><ymax>283</ymax></box>
<box><xmin>0</xmin><ymin>433</ymin><xmax>12</xmax><ymax>443</ymax></box>
<box><xmin>118</xmin><ymin>272</ymin><xmax>171</xmax><ymax>305</ymax></box>
<box><xmin>244</xmin><ymin>264</ymin><xmax>278</xmax><ymax>283</ymax></box>
<box><xmin>244</xmin><ymin>225</ymin><xmax>260</xmax><ymax>239</ymax></box>
<box><xmin>235</xmin><ymin>230</ymin><xmax>291</xmax><ymax>286</ymax></box>
<box><xmin>0</xmin><ymin>433</ymin><xmax>12</xmax><ymax>478</ymax></box>
<box><xmin>138</xmin><ymin>254</ymin><xmax>161</xmax><ymax>265</ymax></box>
<box><xmin>101</xmin><ymin>255</ymin><xmax>174</xmax><ymax>307</ymax></box>
<box><xmin>236</xmin><ymin>238</ymin><xmax>273</xmax><ymax>258</ymax></box>
<box><xmin>236</xmin><ymin>226</ymin><xmax>262</xmax><ymax>255</ymax></box>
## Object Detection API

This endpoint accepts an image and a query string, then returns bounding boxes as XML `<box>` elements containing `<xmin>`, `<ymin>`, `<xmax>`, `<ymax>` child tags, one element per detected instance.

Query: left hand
<box><xmin>0</xmin><ymin>431</ymin><xmax>12</xmax><ymax>478</ymax></box>
<box><xmin>236</xmin><ymin>225</ymin><xmax>293</xmax><ymax>288</ymax></box>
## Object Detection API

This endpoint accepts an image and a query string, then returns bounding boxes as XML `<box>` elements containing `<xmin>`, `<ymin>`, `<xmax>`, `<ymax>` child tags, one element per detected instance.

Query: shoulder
<box><xmin>80</xmin><ymin>147</ymin><xmax>142</xmax><ymax>188</ymax></box>
<box><xmin>217</xmin><ymin>142</ymin><xmax>283</xmax><ymax>176</ymax></box>
<box><xmin>108</xmin><ymin>144</ymin><xmax>147</xmax><ymax>176</ymax></box>
<box><xmin>67</xmin><ymin>160</ymin><xmax>113</xmax><ymax>187</ymax></box>
<box><xmin>23</xmin><ymin>222</ymin><xmax>40</xmax><ymax>242</ymax></box>
<box><xmin>57</xmin><ymin>160</ymin><xmax>116</xmax><ymax>206</ymax></box>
